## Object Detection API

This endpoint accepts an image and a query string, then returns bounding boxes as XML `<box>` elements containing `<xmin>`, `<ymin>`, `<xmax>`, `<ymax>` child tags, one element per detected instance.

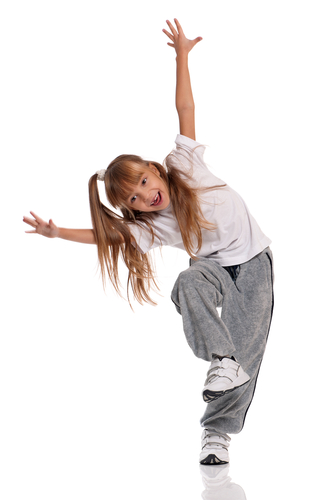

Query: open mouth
<box><xmin>150</xmin><ymin>192</ymin><xmax>162</xmax><ymax>206</ymax></box>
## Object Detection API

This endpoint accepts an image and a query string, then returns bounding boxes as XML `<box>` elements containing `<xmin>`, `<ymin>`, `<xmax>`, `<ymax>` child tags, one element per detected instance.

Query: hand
<box><xmin>23</xmin><ymin>211</ymin><xmax>59</xmax><ymax>238</ymax></box>
<box><xmin>162</xmin><ymin>19</ymin><xmax>202</xmax><ymax>56</ymax></box>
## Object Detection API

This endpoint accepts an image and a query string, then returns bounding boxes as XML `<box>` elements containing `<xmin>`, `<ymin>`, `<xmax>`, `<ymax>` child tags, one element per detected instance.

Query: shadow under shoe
<box><xmin>199</xmin><ymin>462</ymin><xmax>247</xmax><ymax>499</ymax></box>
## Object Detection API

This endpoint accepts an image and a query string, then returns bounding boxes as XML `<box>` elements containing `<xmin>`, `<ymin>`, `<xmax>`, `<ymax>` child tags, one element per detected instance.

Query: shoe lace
<box><xmin>205</xmin><ymin>358</ymin><xmax>237</xmax><ymax>385</ymax></box>
<box><xmin>202</xmin><ymin>430</ymin><xmax>231</xmax><ymax>450</ymax></box>
<box><xmin>205</xmin><ymin>360</ymin><xmax>226</xmax><ymax>385</ymax></box>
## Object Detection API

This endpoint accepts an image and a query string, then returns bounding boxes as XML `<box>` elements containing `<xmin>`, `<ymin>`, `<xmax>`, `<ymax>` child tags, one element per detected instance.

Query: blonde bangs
<box><xmin>105</xmin><ymin>160</ymin><xmax>149</xmax><ymax>209</ymax></box>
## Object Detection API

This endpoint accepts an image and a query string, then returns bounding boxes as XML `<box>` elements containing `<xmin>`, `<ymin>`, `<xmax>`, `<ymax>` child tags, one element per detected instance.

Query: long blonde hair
<box><xmin>88</xmin><ymin>151</ymin><xmax>224</xmax><ymax>305</ymax></box>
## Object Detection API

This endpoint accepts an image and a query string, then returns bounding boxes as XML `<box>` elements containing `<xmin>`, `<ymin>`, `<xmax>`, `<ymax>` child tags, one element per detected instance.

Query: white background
<box><xmin>1</xmin><ymin>1</ymin><xmax>331</xmax><ymax>498</ymax></box>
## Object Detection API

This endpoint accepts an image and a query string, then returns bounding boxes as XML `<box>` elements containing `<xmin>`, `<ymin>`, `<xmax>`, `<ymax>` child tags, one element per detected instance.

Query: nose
<box><xmin>143</xmin><ymin>192</ymin><xmax>151</xmax><ymax>205</ymax></box>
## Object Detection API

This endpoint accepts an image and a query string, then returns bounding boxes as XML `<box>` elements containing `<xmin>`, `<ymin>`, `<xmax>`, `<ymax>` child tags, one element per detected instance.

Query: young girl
<box><xmin>23</xmin><ymin>19</ymin><xmax>274</xmax><ymax>466</ymax></box>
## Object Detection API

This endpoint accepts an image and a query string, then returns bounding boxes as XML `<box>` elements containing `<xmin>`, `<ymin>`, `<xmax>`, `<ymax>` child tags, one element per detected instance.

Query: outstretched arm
<box><xmin>163</xmin><ymin>19</ymin><xmax>202</xmax><ymax>141</ymax></box>
<box><xmin>23</xmin><ymin>211</ymin><xmax>96</xmax><ymax>244</ymax></box>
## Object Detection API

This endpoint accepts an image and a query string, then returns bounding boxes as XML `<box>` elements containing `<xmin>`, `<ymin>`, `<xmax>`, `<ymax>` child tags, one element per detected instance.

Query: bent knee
<box><xmin>171</xmin><ymin>268</ymin><xmax>199</xmax><ymax>312</ymax></box>
<box><xmin>175</xmin><ymin>267</ymin><xmax>204</xmax><ymax>288</ymax></box>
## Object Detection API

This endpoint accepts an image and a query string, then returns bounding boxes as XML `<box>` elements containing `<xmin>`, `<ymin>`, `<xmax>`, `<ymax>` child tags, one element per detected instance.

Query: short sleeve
<box><xmin>175</xmin><ymin>134</ymin><xmax>205</xmax><ymax>152</ymax></box>
<box><xmin>129</xmin><ymin>223</ymin><xmax>162</xmax><ymax>254</ymax></box>
<box><xmin>167</xmin><ymin>134</ymin><xmax>208</xmax><ymax>172</ymax></box>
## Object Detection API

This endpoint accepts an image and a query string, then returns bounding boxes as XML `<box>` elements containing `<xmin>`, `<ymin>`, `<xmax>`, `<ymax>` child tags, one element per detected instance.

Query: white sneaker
<box><xmin>202</xmin><ymin>356</ymin><xmax>250</xmax><ymax>403</ymax></box>
<box><xmin>200</xmin><ymin>429</ymin><xmax>231</xmax><ymax>465</ymax></box>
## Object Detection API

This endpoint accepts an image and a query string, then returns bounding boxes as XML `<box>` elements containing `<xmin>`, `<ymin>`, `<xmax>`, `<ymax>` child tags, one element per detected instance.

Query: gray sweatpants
<box><xmin>171</xmin><ymin>247</ymin><xmax>274</xmax><ymax>435</ymax></box>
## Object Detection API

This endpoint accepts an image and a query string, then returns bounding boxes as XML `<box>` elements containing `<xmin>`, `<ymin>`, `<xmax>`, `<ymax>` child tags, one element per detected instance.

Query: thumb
<box><xmin>193</xmin><ymin>36</ymin><xmax>203</xmax><ymax>45</ymax></box>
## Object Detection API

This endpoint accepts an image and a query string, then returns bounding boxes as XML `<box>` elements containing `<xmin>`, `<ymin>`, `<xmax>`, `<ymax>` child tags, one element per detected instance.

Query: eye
<box><xmin>130</xmin><ymin>195</ymin><xmax>137</xmax><ymax>203</ymax></box>
<box><xmin>142</xmin><ymin>178</ymin><xmax>147</xmax><ymax>185</ymax></box>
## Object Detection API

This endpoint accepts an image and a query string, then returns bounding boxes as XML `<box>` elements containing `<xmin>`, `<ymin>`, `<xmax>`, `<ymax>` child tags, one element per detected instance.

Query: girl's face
<box><xmin>126</xmin><ymin>163</ymin><xmax>170</xmax><ymax>212</ymax></box>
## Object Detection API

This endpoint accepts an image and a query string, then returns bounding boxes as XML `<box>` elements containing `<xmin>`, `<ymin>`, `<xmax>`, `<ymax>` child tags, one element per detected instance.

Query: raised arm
<box><xmin>23</xmin><ymin>211</ymin><xmax>96</xmax><ymax>244</ymax></box>
<box><xmin>163</xmin><ymin>19</ymin><xmax>202</xmax><ymax>141</ymax></box>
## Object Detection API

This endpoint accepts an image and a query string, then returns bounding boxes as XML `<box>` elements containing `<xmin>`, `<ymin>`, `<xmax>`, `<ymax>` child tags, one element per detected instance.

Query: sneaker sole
<box><xmin>203</xmin><ymin>377</ymin><xmax>250</xmax><ymax>403</ymax></box>
<box><xmin>200</xmin><ymin>454</ymin><xmax>229</xmax><ymax>465</ymax></box>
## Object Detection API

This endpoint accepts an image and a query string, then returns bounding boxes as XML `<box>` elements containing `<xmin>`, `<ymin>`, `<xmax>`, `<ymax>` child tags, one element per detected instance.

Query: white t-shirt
<box><xmin>129</xmin><ymin>134</ymin><xmax>271</xmax><ymax>266</ymax></box>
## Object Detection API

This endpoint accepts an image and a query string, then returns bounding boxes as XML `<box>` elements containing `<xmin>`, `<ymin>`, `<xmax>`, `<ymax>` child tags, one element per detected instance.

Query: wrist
<box><xmin>176</xmin><ymin>50</ymin><xmax>189</xmax><ymax>62</ymax></box>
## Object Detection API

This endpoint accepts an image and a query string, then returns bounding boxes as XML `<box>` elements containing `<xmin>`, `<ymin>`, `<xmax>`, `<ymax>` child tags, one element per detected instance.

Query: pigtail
<box><xmin>88</xmin><ymin>173</ymin><xmax>158</xmax><ymax>306</ymax></box>
<box><xmin>89</xmin><ymin>149</ymin><xmax>224</xmax><ymax>305</ymax></box>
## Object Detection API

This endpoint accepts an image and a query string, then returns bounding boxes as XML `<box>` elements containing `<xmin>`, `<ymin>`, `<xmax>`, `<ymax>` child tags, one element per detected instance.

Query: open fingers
<box><xmin>162</xmin><ymin>27</ymin><xmax>174</xmax><ymax>42</ymax></box>
<box><xmin>29</xmin><ymin>211</ymin><xmax>43</xmax><ymax>224</ymax></box>
<box><xmin>23</xmin><ymin>215</ymin><xmax>38</xmax><ymax>228</ymax></box>
<box><xmin>173</xmin><ymin>18</ymin><xmax>184</xmax><ymax>35</ymax></box>
<box><xmin>166</xmin><ymin>19</ymin><xmax>178</xmax><ymax>36</ymax></box>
